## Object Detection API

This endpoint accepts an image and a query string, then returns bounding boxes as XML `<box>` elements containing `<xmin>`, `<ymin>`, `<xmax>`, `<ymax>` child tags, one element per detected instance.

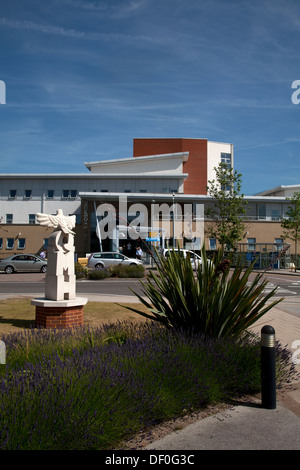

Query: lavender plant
<box><xmin>0</xmin><ymin>322</ymin><xmax>296</xmax><ymax>450</ymax></box>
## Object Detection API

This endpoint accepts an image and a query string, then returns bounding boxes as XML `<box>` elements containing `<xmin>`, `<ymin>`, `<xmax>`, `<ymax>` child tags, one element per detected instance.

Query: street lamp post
<box><xmin>172</xmin><ymin>192</ymin><xmax>176</xmax><ymax>248</ymax></box>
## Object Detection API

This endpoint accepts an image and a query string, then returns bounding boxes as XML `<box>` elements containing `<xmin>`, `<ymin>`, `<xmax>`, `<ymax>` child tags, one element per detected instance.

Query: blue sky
<box><xmin>0</xmin><ymin>0</ymin><xmax>300</xmax><ymax>195</ymax></box>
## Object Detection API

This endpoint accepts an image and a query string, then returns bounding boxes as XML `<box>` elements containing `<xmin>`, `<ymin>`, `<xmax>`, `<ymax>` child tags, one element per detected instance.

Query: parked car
<box><xmin>0</xmin><ymin>254</ymin><xmax>47</xmax><ymax>274</ymax></box>
<box><xmin>87</xmin><ymin>252</ymin><xmax>143</xmax><ymax>269</ymax></box>
<box><xmin>162</xmin><ymin>248</ymin><xmax>211</xmax><ymax>269</ymax></box>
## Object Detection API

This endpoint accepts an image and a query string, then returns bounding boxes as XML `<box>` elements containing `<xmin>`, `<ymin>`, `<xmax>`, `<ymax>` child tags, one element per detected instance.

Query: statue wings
<box><xmin>36</xmin><ymin>210</ymin><xmax>76</xmax><ymax>235</ymax></box>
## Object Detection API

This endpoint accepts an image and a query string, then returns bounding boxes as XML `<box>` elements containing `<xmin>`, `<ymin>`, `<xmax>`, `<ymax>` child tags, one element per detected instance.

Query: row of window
<box><xmin>246</xmin><ymin>238</ymin><xmax>283</xmax><ymax>250</ymax></box>
<box><xmin>0</xmin><ymin>238</ymin><xmax>26</xmax><ymax>250</ymax></box>
<box><xmin>5</xmin><ymin>214</ymin><xmax>36</xmax><ymax>224</ymax></box>
<box><xmin>6</xmin><ymin>189</ymin><xmax>179</xmax><ymax>199</ymax></box>
<box><xmin>7</xmin><ymin>189</ymin><xmax>78</xmax><ymax>199</ymax></box>
<box><xmin>208</xmin><ymin>238</ymin><xmax>284</xmax><ymax>250</ymax></box>
<box><xmin>1</xmin><ymin>237</ymin><xmax>285</xmax><ymax>252</ymax></box>
<box><xmin>3</xmin><ymin>214</ymin><xmax>81</xmax><ymax>224</ymax></box>
<box><xmin>0</xmin><ymin>238</ymin><xmax>49</xmax><ymax>250</ymax></box>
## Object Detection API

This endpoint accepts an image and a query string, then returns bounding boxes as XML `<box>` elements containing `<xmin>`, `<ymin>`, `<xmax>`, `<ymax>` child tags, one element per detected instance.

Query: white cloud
<box><xmin>0</xmin><ymin>17</ymin><xmax>155</xmax><ymax>43</ymax></box>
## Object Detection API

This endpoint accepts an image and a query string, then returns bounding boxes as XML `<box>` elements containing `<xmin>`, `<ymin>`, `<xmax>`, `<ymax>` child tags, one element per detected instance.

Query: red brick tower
<box><xmin>133</xmin><ymin>138</ymin><xmax>208</xmax><ymax>195</ymax></box>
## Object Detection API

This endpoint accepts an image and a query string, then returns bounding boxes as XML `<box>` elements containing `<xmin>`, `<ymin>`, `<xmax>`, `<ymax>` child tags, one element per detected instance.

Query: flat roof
<box><xmin>255</xmin><ymin>184</ymin><xmax>300</xmax><ymax>196</ymax></box>
<box><xmin>84</xmin><ymin>151</ymin><xmax>189</xmax><ymax>170</ymax></box>
<box><xmin>0</xmin><ymin>173</ymin><xmax>188</xmax><ymax>179</ymax></box>
<box><xmin>79</xmin><ymin>192</ymin><xmax>288</xmax><ymax>202</ymax></box>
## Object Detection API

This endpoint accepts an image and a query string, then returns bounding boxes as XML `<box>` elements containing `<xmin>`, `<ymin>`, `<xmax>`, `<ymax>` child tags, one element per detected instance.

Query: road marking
<box><xmin>247</xmin><ymin>282</ymin><xmax>297</xmax><ymax>295</ymax></box>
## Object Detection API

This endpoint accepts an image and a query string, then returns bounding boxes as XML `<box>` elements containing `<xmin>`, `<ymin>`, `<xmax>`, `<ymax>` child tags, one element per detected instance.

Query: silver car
<box><xmin>87</xmin><ymin>252</ymin><xmax>143</xmax><ymax>269</ymax></box>
<box><xmin>0</xmin><ymin>254</ymin><xmax>47</xmax><ymax>274</ymax></box>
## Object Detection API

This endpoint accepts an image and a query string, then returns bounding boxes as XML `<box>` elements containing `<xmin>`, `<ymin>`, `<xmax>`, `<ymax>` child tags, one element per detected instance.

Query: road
<box><xmin>0</xmin><ymin>271</ymin><xmax>300</xmax><ymax>313</ymax></box>
<box><xmin>0</xmin><ymin>273</ymin><xmax>145</xmax><ymax>300</ymax></box>
<box><xmin>248</xmin><ymin>272</ymin><xmax>300</xmax><ymax>297</ymax></box>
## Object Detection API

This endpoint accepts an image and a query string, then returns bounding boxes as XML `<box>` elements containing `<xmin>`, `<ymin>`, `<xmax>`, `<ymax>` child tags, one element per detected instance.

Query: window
<box><xmin>74</xmin><ymin>213</ymin><xmax>81</xmax><ymax>224</ymax></box>
<box><xmin>275</xmin><ymin>238</ymin><xmax>283</xmax><ymax>251</ymax></box>
<box><xmin>47</xmin><ymin>190</ymin><xmax>54</xmax><ymax>198</ymax></box>
<box><xmin>221</xmin><ymin>153</ymin><xmax>232</xmax><ymax>168</ymax></box>
<box><xmin>0</xmin><ymin>238</ymin><xmax>2</xmax><ymax>249</ymax></box>
<box><xmin>24</xmin><ymin>190</ymin><xmax>32</xmax><ymax>198</ymax></box>
<box><xmin>6</xmin><ymin>214</ymin><xmax>13</xmax><ymax>224</ymax></box>
<box><xmin>209</xmin><ymin>238</ymin><xmax>217</xmax><ymax>250</ymax></box>
<box><xmin>18</xmin><ymin>238</ymin><xmax>26</xmax><ymax>249</ymax></box>
<box><xmin>258</xmin><ymin>204</ymin><xmax>266</xmax><ymax>220</ymax></box>
<box><xmin>62</xmin><ymin>189</ymin><xmax>77</xmax><ymax>198</ymax></box>
<box><xmin>6</xmin><ymin>238</ymin><xmax>14</xmax><ymax>250</ymax></box>
<box><xmin>29</xmin><ymin>214</ymin><xmax>36</xmax><ymax>224</ymax></box>
<box><xmin>9</xmin><ymin>190</ymin><xmax>17</xmax><ymax>198</ymax></box>
<box><xmin>113</xmin><ymin>253</ymin><xmax>125</xmax><ymax>260</ymax></box>
<box><xmin>271</xmin><ymin>208</ymin><xmax>280</xmax><ymax>220</ymax></box>
<box><xmin>247</xmin><ymin>238</ymin><xmax>256</xmax><ymax>251</ymax></box>
<box><xmin>221</xmin><ymin>182</ymin><xmax>231</xmax><ymax>191</ymax></box>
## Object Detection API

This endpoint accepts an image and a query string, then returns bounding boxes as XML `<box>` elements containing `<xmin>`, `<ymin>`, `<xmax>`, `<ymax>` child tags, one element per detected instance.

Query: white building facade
<box><xmin>0</xmin><ymin>138</ymin><xmax>298</xmax><ymax>264</ymax></box>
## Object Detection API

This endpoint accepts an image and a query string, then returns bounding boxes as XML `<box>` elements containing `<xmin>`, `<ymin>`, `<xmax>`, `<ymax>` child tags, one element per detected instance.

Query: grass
<box><xmin>0</xmin><ymin>298</ymin><xmax>297</xmax><ymax>450</ymax></box>
<box><xmin>0</xmin><ymin>298</ymin><xmax>148</xmax><ymax>336</ymax></box>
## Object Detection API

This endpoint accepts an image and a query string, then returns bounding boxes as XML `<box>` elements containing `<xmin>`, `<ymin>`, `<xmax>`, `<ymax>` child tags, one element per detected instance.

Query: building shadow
<box><xmin>0</xmin><ymin>315</ymin><xmax>35</xmax><ymax>331</ymax></box>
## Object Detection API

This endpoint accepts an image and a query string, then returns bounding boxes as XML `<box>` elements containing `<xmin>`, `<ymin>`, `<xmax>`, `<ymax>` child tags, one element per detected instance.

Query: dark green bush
<box><xmin>88</xmin><ymin>268</ymin><xmax>111</xmax><ymax>280</ymax></box>
<box><xmin>125</xmin><ymin>246</ymin><xmax>283</xmax><ymax>339</ymax></box>
<box><xmin>75</xmin><ymin>262</ymin><xmax>88</xmax><ymax>279</ymax></box>
<box><xmin>110</xmin><ymin>263</ymin><xmax>145</xmax><ymax>278</ymax></box>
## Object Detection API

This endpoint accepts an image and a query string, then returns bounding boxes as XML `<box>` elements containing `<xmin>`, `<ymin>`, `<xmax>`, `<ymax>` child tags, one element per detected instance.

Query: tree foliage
<box><xmin>205</xmin><ymin>163</ymin><xmax>248</xmax><ymax>249</ymax></box>
<box><xmin>281</xmin><ymin>192</ymin><xmax>300</xmax><ymax>270</ymax></box>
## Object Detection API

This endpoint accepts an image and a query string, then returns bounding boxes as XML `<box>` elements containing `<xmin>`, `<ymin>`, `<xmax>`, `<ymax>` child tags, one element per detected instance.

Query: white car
<box><xmin>163</xmin><ymin>249</ymin><xmax>207</xmax><ymax>269</ymax></box>
<box><xmin>87</xmin><ymin>252</ymin><xmax>143</xmax><ymax>269</ymax></box>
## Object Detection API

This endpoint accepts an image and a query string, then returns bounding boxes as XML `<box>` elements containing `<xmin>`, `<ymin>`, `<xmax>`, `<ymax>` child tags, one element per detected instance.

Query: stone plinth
<box><xmin>31</xmin><ymin>297</ymin><xmax>88</xmax><ymax>329</ymax></box>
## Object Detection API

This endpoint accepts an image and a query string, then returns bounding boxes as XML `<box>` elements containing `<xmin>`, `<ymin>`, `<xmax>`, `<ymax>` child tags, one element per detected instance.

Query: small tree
<box><xmin>205</xmin><ymin>163</ymin><xmax>248</xmax><ymax>250</ymax></box>
<box><xmin>281</xmin><ymin>192</ymin><xmax>300</xmax><ymax>271</ymax></box>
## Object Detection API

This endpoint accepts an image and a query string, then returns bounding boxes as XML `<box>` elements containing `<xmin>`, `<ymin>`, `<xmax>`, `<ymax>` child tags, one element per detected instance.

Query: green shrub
<box><xmin>124</xmin><ymin>246</ymin><xmax>283</xmax><ymax>339</ymax></box>
<box><xmin>110</xmin><ymin>263</ymin><xmax>145</xmax><ymax>278</ymax></box>
<box><xmin>88</xmin><ymin>268</ymin><xmax>111</xmax><ymax>280</ymax></box>
<box><xmin>75</xmin><ymin>262</ymin><xmax>88</xmax><ymax>279</ymax></box>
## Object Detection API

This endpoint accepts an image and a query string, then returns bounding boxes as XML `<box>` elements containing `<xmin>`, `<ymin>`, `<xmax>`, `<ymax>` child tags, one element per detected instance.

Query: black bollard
<box><xmin>261</xmin><ymin>325</ymin><xmax>276</xmax><ymax>409</ymax></box>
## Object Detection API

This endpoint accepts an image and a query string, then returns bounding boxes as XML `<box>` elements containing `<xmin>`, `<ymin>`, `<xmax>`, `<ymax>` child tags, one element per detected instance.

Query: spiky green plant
<box><xmin>123</xmin><ymin>246</ymin><xmax>283</xmax><ymax>339</ymax></box>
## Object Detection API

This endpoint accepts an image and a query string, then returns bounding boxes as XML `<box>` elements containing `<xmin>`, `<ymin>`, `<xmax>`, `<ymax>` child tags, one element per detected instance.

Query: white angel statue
<box><xmin>36</xmin><ymin>209</ymin><xmax>76</xmax><ymax>235</ymax></box>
